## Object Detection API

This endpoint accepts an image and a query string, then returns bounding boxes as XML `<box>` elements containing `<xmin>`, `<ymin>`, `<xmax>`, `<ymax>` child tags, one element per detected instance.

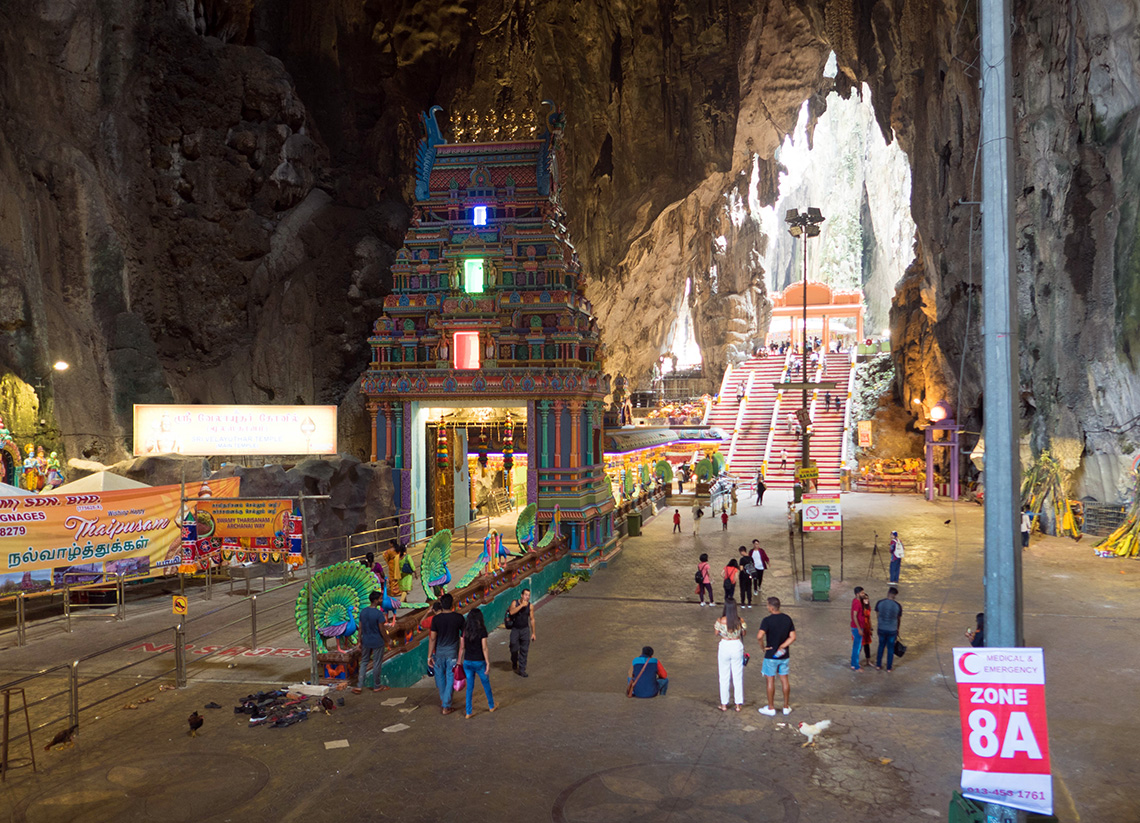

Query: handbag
<box><xmin>894</xmin><ymin>639</ymin><xmax>907</xmax><ymax>658</ymax></box>
<box><xmin>452</xmin><ymin>663</ymin><xmax>466</xmax><ymax>691</ymax></box>
<box><xmin>743</xmin><ymin>652</ymin><xmax>750</xmax><ymax>667</ymax></box>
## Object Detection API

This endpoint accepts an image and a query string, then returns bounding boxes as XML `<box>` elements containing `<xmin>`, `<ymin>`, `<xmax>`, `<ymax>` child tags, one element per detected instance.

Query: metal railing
<box><xmin>0</xmin><ymin>572</ymin><xmax>310</xmax><ymax>773</ymax></box>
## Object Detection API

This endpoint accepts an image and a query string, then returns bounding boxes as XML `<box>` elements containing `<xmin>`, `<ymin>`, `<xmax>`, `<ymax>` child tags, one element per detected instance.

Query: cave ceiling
<box><xmin>1</xmin><ymin>0</ymin><xmax>1139</xmax><ymax>499</ymax></box>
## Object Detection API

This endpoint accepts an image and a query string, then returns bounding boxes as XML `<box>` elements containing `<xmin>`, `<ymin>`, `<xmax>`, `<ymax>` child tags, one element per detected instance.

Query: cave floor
<box><xmin>1</xmin><ymin>491</ymin><xmax>1135</xmax><ymax>822</ymax></box>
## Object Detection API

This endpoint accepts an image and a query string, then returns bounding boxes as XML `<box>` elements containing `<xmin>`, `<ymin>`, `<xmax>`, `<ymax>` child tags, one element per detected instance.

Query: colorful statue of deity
<box><xmin>22</xmin><ymin>444</ymin><xmax>44</xmax><ymax>492</ymax></box>
<box><xmin>45</xmin><ymin>452</ymin><xmax>64</xmax><ymax>489</ymax></box>
<box><xmin>0</xmin><ymin>416</ymin><xmax>12</xmax><ymax>448</ymax></box>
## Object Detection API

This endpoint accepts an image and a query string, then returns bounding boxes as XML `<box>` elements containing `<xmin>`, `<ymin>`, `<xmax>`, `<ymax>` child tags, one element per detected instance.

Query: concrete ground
<box><xmin>0</xmin><ymin>490</ymin><xmax>1136</xmax><ymax>822</ymax></box>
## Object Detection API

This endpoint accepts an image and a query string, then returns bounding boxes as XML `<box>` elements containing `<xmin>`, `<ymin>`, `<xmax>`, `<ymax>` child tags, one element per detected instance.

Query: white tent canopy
<box><xmin>0</xmin><ymin>482</ymin><xmax>34</xmax><ymax>497</ymax></box>
<box><xmin>53</xmin><ymin>472</ymin><xmax>150</xmax><ymax>493</ymax></box>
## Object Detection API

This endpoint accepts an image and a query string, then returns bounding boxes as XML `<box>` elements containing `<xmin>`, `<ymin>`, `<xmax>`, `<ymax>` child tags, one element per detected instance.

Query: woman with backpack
<box><xmin>457</xmin><ymin>608</ymin><xmax>496</xmax><ymax>718</ymax></box>
<box><xmin>714</xmin><ymin>598</ymin><xmax>747</xmax><ymax>711</ymax></box>
<box><xmin>696</xmin><ymin>553</ymin><xmax>713</xmax><ymax>606</ymax></box>
<box><xmin>723</xmin><ymin>558</ymin><xmax>740</xmax><ymax>602</ymax></box>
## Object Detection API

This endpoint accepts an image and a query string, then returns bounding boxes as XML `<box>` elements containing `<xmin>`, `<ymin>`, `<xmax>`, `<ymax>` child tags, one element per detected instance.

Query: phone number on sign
<box><xmin>964</xmin><ymin>787</ymin><xmax>1047</xmax><ymax>801</ymax></box>
<box><xmin>0</xmin><ymin>526</ymin><xmax>27</xmax><ymax>537</ymax></box>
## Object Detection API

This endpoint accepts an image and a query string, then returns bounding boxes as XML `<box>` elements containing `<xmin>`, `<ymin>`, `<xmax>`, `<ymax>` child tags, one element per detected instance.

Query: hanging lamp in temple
<box><xmin>502</xmin><ymin>413</ymin><xmax>514</xmax><ymax>473</ymax></box>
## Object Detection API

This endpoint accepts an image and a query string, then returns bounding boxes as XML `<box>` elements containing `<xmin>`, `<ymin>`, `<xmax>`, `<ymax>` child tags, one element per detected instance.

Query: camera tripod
<box><xmin>867</xmin><ymin>532</ymin><xmax>886</xmax><ymax>577</ymax></box>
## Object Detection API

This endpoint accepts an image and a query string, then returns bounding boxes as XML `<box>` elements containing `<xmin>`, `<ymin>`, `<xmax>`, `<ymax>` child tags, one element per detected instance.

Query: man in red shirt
<box><xmin>850</xmin><ymin>586</ymin><xmax>868</xmax><ymax>670</ymax></box>
<box><xmin>673</xmin><ymin>509</ymin><xmax>682</xmax><ymax>533</ymax></box>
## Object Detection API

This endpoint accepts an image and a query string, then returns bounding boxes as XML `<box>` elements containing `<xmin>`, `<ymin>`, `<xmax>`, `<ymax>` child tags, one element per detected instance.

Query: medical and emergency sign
<box><xmin>952</xmin><ymin>647</ymin><xmax>1052</xmax><ymax>816</ymax></box>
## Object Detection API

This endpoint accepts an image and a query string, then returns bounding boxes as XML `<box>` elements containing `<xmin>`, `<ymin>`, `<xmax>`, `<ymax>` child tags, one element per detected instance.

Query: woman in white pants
<box><xmin>714</xmin><ymin>598</ymin><xmax>746</xmax><ymax>711</ymax></box>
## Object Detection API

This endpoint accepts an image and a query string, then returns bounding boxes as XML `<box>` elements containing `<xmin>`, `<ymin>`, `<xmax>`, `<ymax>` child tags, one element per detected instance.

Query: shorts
<box><xmin>761</xmin><ymin>657</ymin><xmax>790</xmax><ymax>677</ymax></box>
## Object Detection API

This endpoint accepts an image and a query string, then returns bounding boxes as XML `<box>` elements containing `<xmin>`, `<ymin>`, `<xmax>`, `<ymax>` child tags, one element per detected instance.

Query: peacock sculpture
<box><xmin>516</xmin><ymin>503</ymin><xmax>537</xmax><ymax>550</ymax></box>
<box><xmin>654</xmin><ymin>459</ymin><xmax>674</xmax><ymax>484</ymax></box>
<box><xmin>420</xmin><ymin>529</ymin><xmax>453</xmax><ymax>599</ymax></box>
<box><xmin>536</xmin><ymin>504</ymin><xmax>561</xmax><ymax>548</ymax></box>
<box><xmin>295</xmin><ymin>561</ymin><xmax>384</xmax><ymax>651</ymax></box>
<box><xmin>415</xmin><ymin>106</ymin><xmax>446</xmax><ymax>200</ymax></box>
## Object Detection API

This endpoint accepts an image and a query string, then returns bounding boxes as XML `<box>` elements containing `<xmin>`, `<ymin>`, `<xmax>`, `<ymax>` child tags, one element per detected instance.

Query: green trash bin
<box><xmin>811</xmin><ymin>565</ymin><xmax>831</xmax><ymax>601</ymax></box>
<box><xmin>627</xmin><ymin>512</ymin><xmax>642</xmax><ymax>536</ymax></box>
<box><xmin>948</xmin><ymin>791</ymin><xmax>984</xmax><ymax>823</ymax></box>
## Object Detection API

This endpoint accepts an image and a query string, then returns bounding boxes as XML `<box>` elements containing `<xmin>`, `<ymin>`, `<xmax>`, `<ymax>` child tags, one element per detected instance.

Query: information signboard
<box><xmin>952</xmin><ymin>647</ymin><xmax>1052</xmax><ymax>816</ymax></box>
<box><xmin>858</xmin><ymin>420</ymin><xmax>872</xmax><ymax>447</ymax></box>
<box><xmin>801</xmin><ymin>493</ymin><xmax>840</xmax><ymax>531</ymax></box>
<box><xmin>133</xmin><ymin>405</ymin><xmax>337</xmax><ymax>456</ymax></box>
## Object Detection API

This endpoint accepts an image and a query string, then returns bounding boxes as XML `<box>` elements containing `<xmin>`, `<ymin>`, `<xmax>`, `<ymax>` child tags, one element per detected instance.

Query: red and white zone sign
<box><xmin>953</xmin><ymin>647</ymin><xmax>1052</xmax><ymax>815</ymax></box>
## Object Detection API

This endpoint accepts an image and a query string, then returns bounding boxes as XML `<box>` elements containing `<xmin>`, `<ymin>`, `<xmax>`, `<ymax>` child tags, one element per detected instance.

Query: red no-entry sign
<box><xmin>953</xmin><ymin>647</ymin><xmax>1052</xmax><ymax>816</ymax></box>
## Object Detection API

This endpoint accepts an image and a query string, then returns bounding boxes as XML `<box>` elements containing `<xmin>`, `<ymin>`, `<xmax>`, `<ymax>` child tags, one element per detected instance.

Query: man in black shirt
<box><xmin>507</xmin><ymin>588</ymin><xmax>537</xmax><ymax>677</ymax></box>
<box><xmin>757</xmin><ymin>597</ymin><xmax>796</xmax><ymax>716</ymax></box>
<box><xmin>427</xmin><ymin>593</ymin><xmax>465</xmax><ymax>714</ymax></box>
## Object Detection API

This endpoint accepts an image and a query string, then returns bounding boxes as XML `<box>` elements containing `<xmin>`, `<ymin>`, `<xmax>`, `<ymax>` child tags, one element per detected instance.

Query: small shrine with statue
<box><xmin>359</xmin><ymin>104</ymin><xmax>616</xmax><ymax>568</ymax></box>
<box><xmin>0</xmin><ymin>416</ymin><xmax>62</xmax><ymax>492</ymax></box>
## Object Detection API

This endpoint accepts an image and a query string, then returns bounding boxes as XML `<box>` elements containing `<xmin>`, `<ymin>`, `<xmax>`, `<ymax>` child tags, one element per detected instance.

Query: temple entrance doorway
<box><xmin>422</xmin><ymin>405</ymin><xmax>528</xmax><ymax>535</ymax></box>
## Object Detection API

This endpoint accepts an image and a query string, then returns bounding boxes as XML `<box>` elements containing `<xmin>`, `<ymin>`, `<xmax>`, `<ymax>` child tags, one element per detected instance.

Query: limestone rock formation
<box><xmin>2</xmin><ymin>0</ymin><xmax>1140</xmax><ymax>502</ymax></box>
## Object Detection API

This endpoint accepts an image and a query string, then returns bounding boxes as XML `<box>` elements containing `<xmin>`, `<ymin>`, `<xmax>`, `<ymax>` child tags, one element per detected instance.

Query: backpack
<box><xmin>694</xmin><ymin>569</ymin><xmax>704</xmax><ymax>585</ymax></box>
<box><xmin>741</xmin><ymin>557</ymin><xmax>756</xmax><ymax>575</ymax></box>
<box><xmin>504</xmin><ymin>604</ymin><xmax>517</xmax><ymax>629</ymax></box>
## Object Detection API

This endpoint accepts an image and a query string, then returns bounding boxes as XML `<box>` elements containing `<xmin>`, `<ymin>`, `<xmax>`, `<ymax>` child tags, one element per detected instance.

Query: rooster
<box><xmin>798</xmin><ymin>719</ymin><xmax>831</xmax><ymax>747</ymax></box>
<box><xmin>187</xmin><ymin>711</ymin><xmax>204</xmax><ymax>737</ymax></box>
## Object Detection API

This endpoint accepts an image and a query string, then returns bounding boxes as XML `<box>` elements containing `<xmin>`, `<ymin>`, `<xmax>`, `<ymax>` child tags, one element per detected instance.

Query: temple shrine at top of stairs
<box><xmin>359</xmin><ymin>105</ymin><xmax>616</xmax><ymax>568</ymax></box>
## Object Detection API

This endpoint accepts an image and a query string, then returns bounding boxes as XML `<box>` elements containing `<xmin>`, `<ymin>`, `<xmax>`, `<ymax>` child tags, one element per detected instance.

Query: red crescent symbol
<box><xmin>958</xmin><ymin>651</ymin><xmax>982</xmax><ymax>676</ymax></box>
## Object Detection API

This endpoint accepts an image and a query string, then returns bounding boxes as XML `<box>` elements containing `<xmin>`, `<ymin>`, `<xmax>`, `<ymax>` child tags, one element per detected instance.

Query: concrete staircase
<box><xmin>704</xmin><ymin>364</ymin><xmax>748</xmax><ymax>431</ymax></box>
<box><xmin>725</xmin><ymin>357</ymin><xmax>790</xmax><ymax>484</ymax></box>
<box><xmin>712</xmin><ymin>351</ymin><xmax>856</xmax><ymax>491</ymax></box>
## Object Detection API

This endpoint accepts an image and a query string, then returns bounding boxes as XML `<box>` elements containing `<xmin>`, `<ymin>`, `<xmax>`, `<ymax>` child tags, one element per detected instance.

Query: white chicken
<box><xmin>798</xmin><ymin>719</ymin><xmax>831</xmax><ymax>747</ymax></box>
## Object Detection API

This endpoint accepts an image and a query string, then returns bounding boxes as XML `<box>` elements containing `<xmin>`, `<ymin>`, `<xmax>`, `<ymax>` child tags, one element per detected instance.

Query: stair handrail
<box><xmin>763</xmin><ymin>371</ymin><xmax>785</xmax><ymax>480</ymax></box>
<box><xmin>703</xmin><ymin>363</ymin><xmax>733</xmax><ymax>426</ymax></box>
<box><xmin>839</xmin><ymin>348</ymin><xmax>858</xmax><ymax>488</ymax></box>
<box><xmin>726</xmin><ymin>369</ymin><xmax>756</xmax><ymax>470</ymax></box>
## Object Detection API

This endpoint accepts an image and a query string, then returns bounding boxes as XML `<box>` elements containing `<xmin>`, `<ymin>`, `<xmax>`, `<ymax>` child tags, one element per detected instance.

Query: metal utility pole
<box><xmin>785</xmin><ymin>208</ymin><xmax>825</xmax><ymax>505</ymax></box>
<box><xmin>981</xmin><ymin>0</ymin><xmax>1024</xmax><ymax>818</ymax></box>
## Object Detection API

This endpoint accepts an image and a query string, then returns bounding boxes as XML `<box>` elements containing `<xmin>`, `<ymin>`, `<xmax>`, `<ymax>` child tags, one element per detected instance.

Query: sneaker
<box><xmin>782</xmin><ymin>707</ymin><xmax>793</xmax><ymax>715</ymax></box>
<box><xmin>758</xmin><ymin>706</ymin><xmax>777</xmax><ymax>716</ymax></box>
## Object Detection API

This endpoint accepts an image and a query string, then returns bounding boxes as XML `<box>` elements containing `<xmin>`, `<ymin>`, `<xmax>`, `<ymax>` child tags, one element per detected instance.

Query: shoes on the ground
<box><xmin>517</xmin><ymin>671</ymin><xmax>529</xmax><ymax>678</ymax></box>
<box><xmin>782</xmin><ymin>707</ymin><xmax>793</xmax><ymax>715</ymax></box>
<box><xmin>758</xmin><ymin>706</ymin><xmax>777</xmax><ymax>716</ymax></box>
<box><xmin>204</xmin><ymin>701</ymin><xmax>223</xmax><ymax>709</ymax></box>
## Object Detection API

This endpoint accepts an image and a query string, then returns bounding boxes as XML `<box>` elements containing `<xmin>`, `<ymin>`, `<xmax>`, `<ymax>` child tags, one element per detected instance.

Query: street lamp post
<box><xmin>785</xmin><ymin>207</ymin><xmax>825</xmax><ymax>500</ymax></box>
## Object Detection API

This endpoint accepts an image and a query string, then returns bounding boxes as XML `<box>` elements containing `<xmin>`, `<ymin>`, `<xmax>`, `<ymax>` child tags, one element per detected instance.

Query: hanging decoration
<box><xmin>436</xmin><ymin>423</ymin><xmax>449</xmax><ymax>473</ymax></box>
<box><xmin>502</xmin><ymin>413</ymin><xmax>514</xmax><ymax>473</ymax></box>
<box><xmin>477</xmin><ymin>427</ymin><xmax>488</xmax><ymax>469</ymax></box>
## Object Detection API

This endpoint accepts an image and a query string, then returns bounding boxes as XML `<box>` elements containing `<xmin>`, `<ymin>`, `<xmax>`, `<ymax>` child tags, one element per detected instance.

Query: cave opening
<box><xmin>657</xmin><ymin>277</ymin><xmax>704</xmax><ymax>399</ymax></box>
<box><xmin>758</xmin><ymin>56</ymin><xmax>916</xmax><ymax>340</ymax></box>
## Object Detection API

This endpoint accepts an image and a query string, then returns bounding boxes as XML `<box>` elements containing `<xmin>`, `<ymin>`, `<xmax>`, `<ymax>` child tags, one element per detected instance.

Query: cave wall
<box><xmin>3</xmin><ymin>0</ymin><xmax>1140</xmax><ymax>499</ymax></box>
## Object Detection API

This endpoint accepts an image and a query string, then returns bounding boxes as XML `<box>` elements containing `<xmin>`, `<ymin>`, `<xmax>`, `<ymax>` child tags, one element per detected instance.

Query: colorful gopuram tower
<box><xmin>360</xmin><ymin>105</ymin><xmax>615</xmax><ymax>568</ymax></box>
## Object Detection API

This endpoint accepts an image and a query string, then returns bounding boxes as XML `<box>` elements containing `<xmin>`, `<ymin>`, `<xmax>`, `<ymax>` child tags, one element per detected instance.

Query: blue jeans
<box><xmin>656</xmin><ymin>677</ymin><xmax>669</xmax><ymax>695</ymax></box>
<box><xmin>359</xmin><ymin>645</ymin><xmax>383</xmax><ymax>689</ymax></box>
<box><xmin>850</xmin><ymin>627</ymin><xmax>862</xmax><ymax>669</ymax></box>
<box><xmin>889</xmin><ymin>557</ymin><xmax>901</xmax><ymax>583</ymax></box>
<box><xmin>876</xmin><ymin>631</ymin><xmax>897</xmax><ymax>670</ymax></box>
<box><xmin>433</xmin><ymin>644</ymin><xmax>458</xmax><ymax>708</ymax></box>
<box><xmin>463</xmin><ymin>659</ymin><xmax>495</xmax><ymax>715</ymax></box>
